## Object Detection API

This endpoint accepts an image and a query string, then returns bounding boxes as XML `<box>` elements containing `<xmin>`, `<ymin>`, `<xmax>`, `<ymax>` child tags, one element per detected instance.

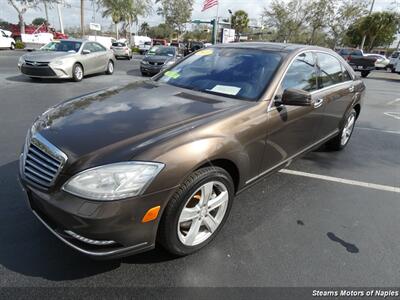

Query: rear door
<box><xmin>314</xmin><ymin>52</ymin><xmax>355</xmax><ymax>140</ymax></box>
<box><xmin>261</xmin><ymin>51</ymin><xmax>325</xmax><ymax>172</ymax></box>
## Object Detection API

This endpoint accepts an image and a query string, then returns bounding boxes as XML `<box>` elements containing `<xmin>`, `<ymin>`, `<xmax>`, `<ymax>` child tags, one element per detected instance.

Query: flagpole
<box><xmin>214</xmin><ymin>1</ymin><xmax>219</xmax><ymax>44</ymax></box>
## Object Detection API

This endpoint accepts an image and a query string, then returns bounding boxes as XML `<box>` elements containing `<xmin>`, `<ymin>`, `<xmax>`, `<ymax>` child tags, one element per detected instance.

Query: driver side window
<box><xmin>281</xmin><ymin>52</ymin><xmax>318</xmax><ymax>92</ymax></box>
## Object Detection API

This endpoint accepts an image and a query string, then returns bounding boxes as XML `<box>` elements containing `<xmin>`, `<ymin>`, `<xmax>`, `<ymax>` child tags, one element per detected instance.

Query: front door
<box><xmin>260</xmin><ymin>51</ymin><xmax>325</xmax><ymax>175</ymax></box>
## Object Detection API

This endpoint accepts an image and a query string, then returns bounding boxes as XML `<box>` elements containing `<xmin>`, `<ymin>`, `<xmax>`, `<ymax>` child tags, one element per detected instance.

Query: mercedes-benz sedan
<box><xmin>19</xmin><ymin>43</ymin><xmax>364</xmax><ymax>259</ymax></box>
<box><xmin>18</xmin><ymin>39</ymin><xmax>115</xmax><ymax>82</ymax></box>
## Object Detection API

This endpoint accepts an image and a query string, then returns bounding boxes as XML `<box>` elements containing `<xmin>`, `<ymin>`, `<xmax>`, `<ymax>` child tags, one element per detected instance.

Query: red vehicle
<box><xmin>8</xmin><ymin>23</ymin><xmax>68</xmax><ymax>40</ymax></box>
<box><xmin>152</xmin><ymin>39</ymin><xmax>168</xmax><ymax>46</ymax></box>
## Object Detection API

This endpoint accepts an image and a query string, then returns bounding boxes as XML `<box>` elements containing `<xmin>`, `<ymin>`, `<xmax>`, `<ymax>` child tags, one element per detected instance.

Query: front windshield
<box><xmin>147</xmin><ymin>46</ymin><xmax>176</xmax><ymax>57</ymax></box>
<box><xmin>156</xmin><ymin>48</ymin><xmax>282</xmax><ymax>101</ymax></box>
<box><xmin>41</xmin><ymin>42</ymin><xmax>58</xmax><ymax>51</ymax></box>
<box><xmin>54</xmin><ymin>41</ymin><xmax>82</xmax><ymax>52</ymax></box>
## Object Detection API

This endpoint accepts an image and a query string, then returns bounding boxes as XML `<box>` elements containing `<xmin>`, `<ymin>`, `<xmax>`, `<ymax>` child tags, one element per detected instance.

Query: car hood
<box><xmin>143</xmin><ymin>55</ymin><xmax>173</xmax><ymax>63</ymax></box>
<box><xmin>33</xmin><ymin>81</ymin><xmax>250</xmax><ymax>167</ymax></box>
<box><xmin>22</xmin><ymin>51</ymin><xmax>76</xmax><ymax>62</ymax></box>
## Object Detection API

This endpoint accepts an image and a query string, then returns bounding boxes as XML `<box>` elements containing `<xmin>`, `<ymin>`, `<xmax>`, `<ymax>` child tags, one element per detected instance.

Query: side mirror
<box><xmin>280</xmin><ymin>88</ymin><xmax>312</xmax><ymax>106</ymax></box>
<box><xmin>82</xmin><ymin>49</ymin><xmax>91</xmax><ymax>55</ymax></box>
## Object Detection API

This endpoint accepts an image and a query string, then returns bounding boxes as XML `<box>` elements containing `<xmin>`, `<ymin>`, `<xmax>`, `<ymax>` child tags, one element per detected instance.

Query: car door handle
<box><xmin>349</xmin><ymin>86</ymin><xmax>355</xmax><ymax>93</ymax></box>
<box><xmin>314</xmin><ymin>98</ymin><xmax>324</xmax><ymax>108</ymax></box>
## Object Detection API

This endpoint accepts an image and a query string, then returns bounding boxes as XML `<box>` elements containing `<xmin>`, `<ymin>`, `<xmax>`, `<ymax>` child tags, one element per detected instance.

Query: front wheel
<box><xmin>326</xmin><ymin>109</ymin><xmax>357</xmax><ymax>151</ymax></box>
<box><xmin>105</xmin><ymin>60</ymin><xmax>114</xmax><ymax>75</ymax></box>
<box><xmin>72</xmin><ymin>63</ymin><xmax>84</xmax><ymax>82</ymax></box>
<box><xmin>10</xmin><ymin>43</ymin><xmax>15</xmax><ymax>50</ymax></box>
<box><xmin>158</xmin><ymin>167</ymin><xmax>234</xmax><ymax>256</ymax></box>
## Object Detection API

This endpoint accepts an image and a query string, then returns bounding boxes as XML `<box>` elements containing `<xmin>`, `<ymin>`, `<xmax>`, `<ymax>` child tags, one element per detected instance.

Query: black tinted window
<box><xmin>112</xmin><ymin>42</ymin><xmax>126</xmax><ymax>47</ymax></box>
<box><xmin>317</xmin><ymin>53</ymin><xmax>343</xmax><ymax>88</ymax></box>
<box><xmin>391</xmin><ymin>52</ymin><xmax>399</xmax><ymax>58</ymax></box>
<box><xmin>282</xmin><ymin>52</ymin><xmax>317</xmax><ymax>92</ymax></box>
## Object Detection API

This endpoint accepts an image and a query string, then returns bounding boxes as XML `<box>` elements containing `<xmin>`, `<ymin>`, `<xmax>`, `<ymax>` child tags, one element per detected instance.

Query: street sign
<box><xmin>90</xmin><ymin>23</ymin><xmax>101</xmax><ymax>31</ymax></box>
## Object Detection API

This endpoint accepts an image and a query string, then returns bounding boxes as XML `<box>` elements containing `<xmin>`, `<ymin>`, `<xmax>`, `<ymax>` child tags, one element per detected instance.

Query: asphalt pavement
<box><xmin>0</xmin><ymin>50</ymin><xmax>399</xmax><ymax>288</ymax></box>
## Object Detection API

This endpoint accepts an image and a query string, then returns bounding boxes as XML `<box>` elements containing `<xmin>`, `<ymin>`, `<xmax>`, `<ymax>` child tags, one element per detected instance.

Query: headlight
<box><xmin>51</xmin><ymin>60</ymin><xmax>64</xmax><ymax>66</ymax></box>
<box><xmin>141</xmin><ymin>60</ymin><xmax>149</xmax><ymax>65</ymax></box>
<box><xmin>18</xmin><ymin>56</ymin><xmax>25</xmax><ymax>66</ymax></box>
<box><xmin>62</xmin><ymin>162</ymin><xmax>164</xmax><ymax>200</ymax></box>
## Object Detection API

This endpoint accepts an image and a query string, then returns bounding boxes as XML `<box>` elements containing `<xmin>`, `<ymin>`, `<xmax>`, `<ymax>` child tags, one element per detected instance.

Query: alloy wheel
<box><xmin>177</xmin><ymin>181</ymin><xmax>229</xmax><ymax>246</ymax></box>
<box><xmin>74</xmin><ymin>65</ymin><xmax>83</xmax><ymax>80</ymax></box>
<box><xmin>341</xmin><ymin>113</ymin><xmax>355</xmax><ymax>146</ymax></box>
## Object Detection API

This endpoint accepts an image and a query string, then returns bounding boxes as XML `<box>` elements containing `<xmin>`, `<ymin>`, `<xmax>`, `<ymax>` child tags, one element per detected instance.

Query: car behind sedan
<box><xmin>18</xmin><ymin>39</ymin><xmax>115</xmax><ymax>82</ymax></box>
<box><xmin>19</xmin><ymin>43</ymin><xmax>364</xmax><ymax>259</ymax></box>
<box><xmin>140</xmin><ymin>46</ymin><xmax>181</xmax><ymax>76</ymax></box>
<box><xmin>111</xmin><ymin>41</ymin><xmax>132</xmax><ymax>60</ymax></box>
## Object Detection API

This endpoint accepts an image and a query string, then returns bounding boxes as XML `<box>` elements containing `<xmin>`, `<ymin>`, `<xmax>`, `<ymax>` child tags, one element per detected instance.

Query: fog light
<box><xmin>142</xmin><ymin>206</ymin><xmax>160</xmax><ymax>223</ymax></box>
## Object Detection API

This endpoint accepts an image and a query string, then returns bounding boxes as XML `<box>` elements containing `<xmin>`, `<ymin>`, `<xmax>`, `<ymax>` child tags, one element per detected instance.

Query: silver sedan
<box><xmin>18</xmin><ymin>39</ymin><xmax>116</xmax><ymax>82</ymax></box>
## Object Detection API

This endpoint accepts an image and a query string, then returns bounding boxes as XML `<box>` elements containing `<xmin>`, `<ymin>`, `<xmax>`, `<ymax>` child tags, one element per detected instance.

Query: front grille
<box><xmin>23</xmin><ymin>133</ymin><xmax>67</xmax><ymax>188</ymax></box>
<box><xmin>21</xmin><ymin>65</ymin><xmax>56</xmax><ymax>77</ymax></box>
<box><xmin>25</xmin><ymin>60</ymin><xmax>49</xmax><ymax>66</ymax></box>
<box><xmin>149</xmin><ymin>61</ymin><xmax>163</xmax><ymax>66</ymax></box>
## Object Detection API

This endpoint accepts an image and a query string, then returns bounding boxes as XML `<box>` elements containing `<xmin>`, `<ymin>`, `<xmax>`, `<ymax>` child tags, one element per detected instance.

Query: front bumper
<box><xmin>20</xmin><ymin>176</ymin><xmax>177</xmax><ymax>259</ymax></box>
<box><xmin>140</xmin><ymin>64</ymin><xmax>163</xmax><ymax>75</ymax></box>
<box><xmin>20</xmin><ymin>63</ymin><xmax>71</xmax><ymax>79</ymax></box>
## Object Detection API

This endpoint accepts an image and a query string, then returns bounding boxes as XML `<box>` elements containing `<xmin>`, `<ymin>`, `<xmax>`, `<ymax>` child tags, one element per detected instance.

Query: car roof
<box><xmin>213</xmin><ymin>42</ymin><xmax>330</xmax><ymax>53</ymax></box>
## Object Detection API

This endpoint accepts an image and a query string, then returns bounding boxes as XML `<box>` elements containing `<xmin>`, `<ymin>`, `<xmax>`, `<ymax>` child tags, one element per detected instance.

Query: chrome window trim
<box><xmin>267</xmin><ymin>49</ymin><xmax>355</xmax><ymax>112</ymax></box>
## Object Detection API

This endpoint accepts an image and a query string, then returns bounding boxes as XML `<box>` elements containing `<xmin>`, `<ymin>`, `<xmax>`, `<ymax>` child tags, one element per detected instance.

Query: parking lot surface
<box><xmin>0</xmin><ymin>50</ymin><xmax>399</xmax><ymax>287</ymax></box>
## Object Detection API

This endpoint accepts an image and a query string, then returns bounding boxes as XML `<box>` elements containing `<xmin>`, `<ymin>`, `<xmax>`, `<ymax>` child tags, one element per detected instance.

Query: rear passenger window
<box><xmin>282</xmin><ymin>52</ymin><xmax>317</xmax><ymax>92</ymax></box>
<box><xmin>342</xmin><ymin>65</ymin><xmax>352</xmax><ymax>81</ymax></box>
<box><xmin>316</xmin><ymin>53</ymin><xmax>343</xmax><ymax>88</ymax></box>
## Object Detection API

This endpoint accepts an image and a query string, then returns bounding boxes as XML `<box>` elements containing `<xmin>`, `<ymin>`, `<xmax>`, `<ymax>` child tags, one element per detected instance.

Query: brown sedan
<box><xmin>19</xmin><ymin>43</ymin><xmax>364</xmax><ymax>258</ymax></box>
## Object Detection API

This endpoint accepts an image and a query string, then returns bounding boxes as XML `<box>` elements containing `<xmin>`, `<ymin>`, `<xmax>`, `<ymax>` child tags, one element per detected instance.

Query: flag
<box><xmin>202</xmin><ymin>0</ymin><xmax>218</xmax><ymax>11</ymax></box>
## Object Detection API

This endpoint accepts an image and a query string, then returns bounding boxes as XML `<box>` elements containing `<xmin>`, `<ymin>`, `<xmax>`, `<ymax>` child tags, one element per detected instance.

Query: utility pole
<box><xmin>80</xmin><ymin>0</ymin><xmax>85</xmax><ymax>37</ymax></box>
<box><xmin>43</xmin><ymin>0</ymin><xmax>49</xmax><ymax>23</ymax></box>
<box><xmin>360</xmin><ymin>0</ymin><xmax>375</xmax><ymax>50</ymax></box>
<box><xmin>57</xmin><ymin>3</ymin><xmax>64</xmax><ymax>34</ymax></box>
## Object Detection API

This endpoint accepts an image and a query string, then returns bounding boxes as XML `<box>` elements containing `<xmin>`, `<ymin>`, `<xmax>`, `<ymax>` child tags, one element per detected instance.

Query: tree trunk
<box><xmin>19</xmin><ymin>13</ymin><xmax>25</xmax><ymax>35</ymax></box>
<box><xmin>116</xmin><ymin>23</ymin><xmax>119</xmax><ymax>40</ymax></box>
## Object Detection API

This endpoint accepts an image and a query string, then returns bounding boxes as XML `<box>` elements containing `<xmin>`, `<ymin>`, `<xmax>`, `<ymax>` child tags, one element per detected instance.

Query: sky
<box><xmin>0</xmin><ymin>0</ymin><xmax>398</xmax><ymax>32</ymax></box>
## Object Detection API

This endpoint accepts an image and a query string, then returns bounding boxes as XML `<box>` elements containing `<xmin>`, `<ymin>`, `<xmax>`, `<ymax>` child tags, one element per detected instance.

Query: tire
<box><xmin>72</xmin><ymin>63</ymin><xmax>84</xmax><ymax>82</ymax></box>
<box><xmin>141</xmin><ymin>71</ymin><xmax>147</xmax><ymax>76</ymax></box>
<box><xmin>10</xmin><ymin>43</ymin><xmax>15</xmax><ymax>50</ymax></box>
<box><xmin>360</xmin><ymin>70</ymin><xmax>369</xmax><ymax>78</ymax></box>
<box><xmin>158</xmin><ymin>166</ymin><xmax>234</xmax><ymax>256</ymax></box>
<box><xmin>390</xmin><ymin>68</ymin><xmax>395</xmax><ymax>73</ymax></box>
<box><xmin>105</xmin><ymin>60</ymin><xmax>114</xmax><ymax>75</ymax></box>
<box><xmin>326</xmin><ymin>108</ymin><xmax>357</xmax><ymax>151</ymax></box>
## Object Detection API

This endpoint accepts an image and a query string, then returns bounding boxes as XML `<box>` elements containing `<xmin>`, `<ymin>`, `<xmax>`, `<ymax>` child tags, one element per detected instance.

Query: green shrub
<box><xmin>131</xmin><ymin>47</ymin><xmax>140</xmax><ymax>53</ymax></box>
<box><xmin>15</xmin><ymin>41</ymin><xmax>25</xmax><ymax>49</ymax></box>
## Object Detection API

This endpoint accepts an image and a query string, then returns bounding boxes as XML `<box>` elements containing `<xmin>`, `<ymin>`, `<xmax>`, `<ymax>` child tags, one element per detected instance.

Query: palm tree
<box><xmin>140</xmin><ymin>22</ymin><xmax>149</xmax><ymax>35</ymax></box>
<box><xmin>231</xmin><ymin>10</ymin><xmax>250</xmax><ymax>35</ymax></box>
<box><xmin>100</xmin><ymin>0</ymin><xmax>126</xmax><ymax>39</ymax></box>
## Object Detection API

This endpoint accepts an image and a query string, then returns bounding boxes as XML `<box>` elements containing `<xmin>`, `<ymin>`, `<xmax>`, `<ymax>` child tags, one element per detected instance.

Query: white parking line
<box><xmin>279</xmin><ymin>169</ymin><xmax>400</xmax><ymax>194</ymax></box>
<box><xmin>387</xmin><ymin>98</ymin><xmax>400</xmax><ymax>105</ymax></box>
<box><xmin>356</xmin><ymin>127</ymin><xmax>400</xmax><ymax>135</ymax></box>
<box><xmin>384</xmin><ymin>112</ymin><xmax>400</xmax><ymax>120</ymax></box>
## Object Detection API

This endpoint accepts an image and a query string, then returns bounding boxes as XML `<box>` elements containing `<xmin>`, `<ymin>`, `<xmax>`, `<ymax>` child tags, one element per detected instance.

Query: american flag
<box><xmin>202</xmin><ymin>0</ymin><xmax>218</xmax><ymax>11</ymax></box>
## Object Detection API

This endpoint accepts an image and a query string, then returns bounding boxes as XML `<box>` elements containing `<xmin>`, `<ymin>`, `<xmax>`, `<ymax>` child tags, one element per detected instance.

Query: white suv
<box><xmin>0</xmin><ymin>29</ymin><xmax>16</xmax><ymax>50</ymax></box>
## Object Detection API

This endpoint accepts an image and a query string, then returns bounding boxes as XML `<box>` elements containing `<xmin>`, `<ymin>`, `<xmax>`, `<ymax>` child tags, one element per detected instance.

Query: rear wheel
<box><xmin>326</xmin><ymin>108</ymin><xmax>357</xmax><ymax>151</ymax></box>
<box><xmin>105</xmin><ymin>60</ymin><xmax>114</xmax><ymax>75</ymax></box>
<box><xmin>72</xmin><ymin>63</ymin><xmax>83</xmax><ymax>82</ymax></box>
<box><xmin>10</xmin><ymin>43</ymin><xmax>15</xmax><ymax>50</ymax></box>
<box><xmin>158</xmin><ymin>167</ymin><xmax>234</xmax><ymax>256</ymax></box>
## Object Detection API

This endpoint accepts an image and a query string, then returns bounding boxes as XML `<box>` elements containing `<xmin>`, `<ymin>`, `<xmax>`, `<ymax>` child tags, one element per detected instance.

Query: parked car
<box><xmin>337</xmin><ymin>48</ymin><xmax>376</xmax><ymax>77</ymax></box>
<box><xmin>0</xmin><ymin>29</ymin><xmax>16</xmax><ymax>50</ymax></box>
<box><xmin>111</xmin><ymin>41</ymin><xmax>132</xmax><ymax>59</ymax></box>
<box><xmin>152</xmin><ymin>39</ymin><xmax>168</xmax><ymax>46</ymax></box>
<box><xmin>140</xmin><ymin>46</ymin><xmax>181</xmax><ymax>76</ymax></box>
<box><xmin>388</xmin><ymin>51</ymin><xmax>399</xmax><ymax>73</ymax></box>
<box><xmin>364</xmin><ymin>53</ymin><xmax>390</xmax><ymax>69</ymax></box>
<box><xmin>184</xmin><ymin>41</ymin><xmax>205</xmax><ymax>56</ymax></box>
<box><xmin>19</xmin><ymin>43</ymin><xmax>364</xmax><ymax>259</ymax></box>
<box><xmin>139</xmin><ymin>41</ymin><xmax>152</xmax><ymax>54</ymax></box>
<box><xmin>18</xmin><ymin>39</ymin><xmax>115</xmax><ymax>82</ymax></box>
